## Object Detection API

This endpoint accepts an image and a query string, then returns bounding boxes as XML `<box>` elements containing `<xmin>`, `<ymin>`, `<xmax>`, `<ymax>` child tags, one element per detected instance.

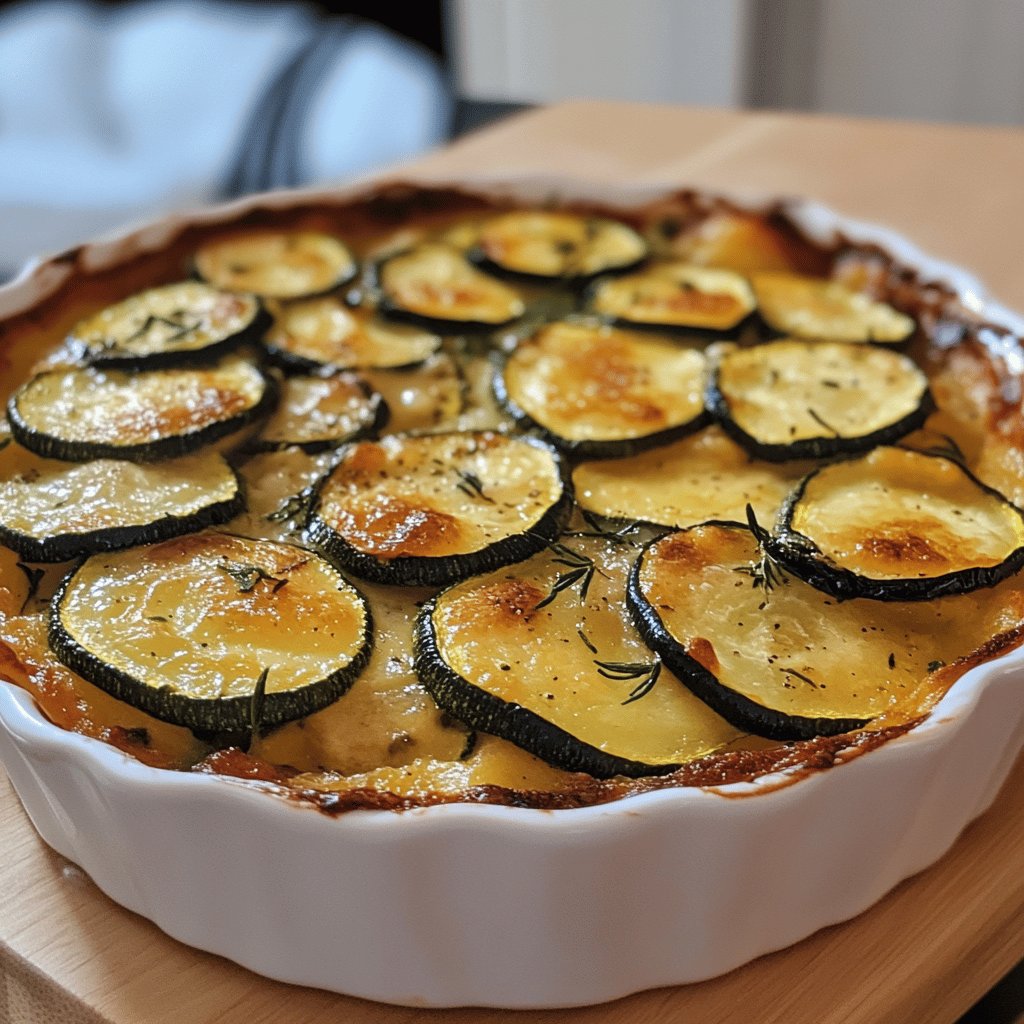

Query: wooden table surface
<box><xmin>2</xmin><ymin>101</ymin><xmax>1024</xmax><ymax>1024</ymax></box>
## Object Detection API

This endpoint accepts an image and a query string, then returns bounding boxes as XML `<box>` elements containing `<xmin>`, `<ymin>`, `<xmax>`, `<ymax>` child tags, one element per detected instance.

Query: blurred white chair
<box><xmin>0</xmin><ymin>0</ymin><xmax>452</xmax><ymax>276</ymax></box>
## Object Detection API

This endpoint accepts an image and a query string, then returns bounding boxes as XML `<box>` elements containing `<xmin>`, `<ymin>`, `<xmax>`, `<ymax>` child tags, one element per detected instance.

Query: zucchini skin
<box><xmin>0</xmin><ymin>463</ymin><xmax>245</xmax><ymax>563</ymax></box>
<box><xmin>625</xmin><ymin>540</ymin><xmax>869</xmax><ymax>741</ymax></box>
<box><xmin>413</xmin><ymin>594</ymin><xmax>679</xmax><ymax>779</ymax></box>
<box><xmin>81</xmin><ymin>303</ymin><xmax>271</xmax><ymax>371</ymax></box>
<box><xmin>306</xmin><ymin>435</ymin><xmax>574</xmax><ymax>587</ymax></box>
<box><xmin>493</xmin><ymin>360</ymin><xmax>710</xmax><ymax>461</ymax></box>
<box><xmin>768</xmin><ymin>459</ymin><xmax>1024</xmax><ymax>602</ymax></box>
<box><xmin>8</xmin><ymin>366</ymin><xmax>278</xmax><ymax>464</ymax></box>
<box><xmin>705</xmin><ymin>363</ymin><xmax>935</xmax><ymax>463</ymax></box>
<box><xmin>48</xmin><ymin>560</ymin><xmax>374</xmax><ymax>733</ymax></box>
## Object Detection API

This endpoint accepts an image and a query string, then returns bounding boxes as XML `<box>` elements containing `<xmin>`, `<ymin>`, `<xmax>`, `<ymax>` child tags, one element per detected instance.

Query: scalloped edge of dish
<box><xmin>0</xmin><ymin>176</ymin><xmax>1022</xmax><ymax>1007</ymax></box>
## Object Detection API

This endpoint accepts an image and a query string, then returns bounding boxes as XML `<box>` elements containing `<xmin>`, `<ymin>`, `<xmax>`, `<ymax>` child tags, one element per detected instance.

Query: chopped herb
<box><xmin>146</xmin><ymin>615</ymin><xmax>170</xmax><ymax>623</ymax></box>
<box><xmin>266</xmin><ymin>485</ymin><xmax>317</xmax><ymax>523</ymax></box>
<box><xmin>217</xmin><ymin>559</ymin><xmax>287</xmax><ymax>593</ymax></box>
<box><xmin>779</xmin><ymin>666</ymin><xmax>819</xmax><ymax>689</ymax></box>
<box><xmin>888</xmin><ymin>652</ymin><xmax>896</xmax><ymax>669</ymax></box>
<box><xmin>594</xmin><ymin>656</ymin><xmax>662</xmax><ymax>705</ymax></box>
<box><xmin>807</xmin><ymin>407</ymin><xmax>840</xmax><ymax>436</ymax></box>
<box><xmin>125</xmin><ymin>313</ymin><xmax>200</xmax><ymax>345</ymax></box>
<box><xmin>15</xmin><ymin>562</ymin><xmax>45</xmax><ymax>613</ymax></box>
<box><xmin>454</xmin><ymin>469</ymin><xmax>494</xmax><ymax>503</ymax></box>
<box><xmin>577</xmin><ymin>627</ymin><xmax>598</xmax><ymax>654</ymax></box>
<box><xmin>927</xmin><ymin>659</ymin><xmax>946</xmax><ymax>673</ymax></box>
<box><xmin>246</xmin><ymin>667</ymin><xmax>270</xmax><ymax>751</ymax></box>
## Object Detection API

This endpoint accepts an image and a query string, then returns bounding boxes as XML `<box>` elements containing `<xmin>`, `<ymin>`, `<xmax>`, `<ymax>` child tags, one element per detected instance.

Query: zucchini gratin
<box><xmin>1</xmin><ymin>184</ymin><xmax>1023</xmax><ymax>812</ymax></box>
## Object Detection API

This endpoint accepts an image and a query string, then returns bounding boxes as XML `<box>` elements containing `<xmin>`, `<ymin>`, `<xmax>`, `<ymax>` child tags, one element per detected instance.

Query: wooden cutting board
<box><xmin>2</xmin><ymin>101</ymin><xmax>1023</xmax><ymax>1024</ymax></box>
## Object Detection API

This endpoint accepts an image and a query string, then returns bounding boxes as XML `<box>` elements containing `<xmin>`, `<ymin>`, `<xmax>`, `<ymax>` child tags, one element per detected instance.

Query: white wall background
<box><xmin>451</xmin><ymin>0</ymin><xmax>753</xmax><ymax>108</ymax></box>
<box><xmin>450</xmin><ymin>0</ymin><xmax>1024</xmax><ymax>126</ymax></box>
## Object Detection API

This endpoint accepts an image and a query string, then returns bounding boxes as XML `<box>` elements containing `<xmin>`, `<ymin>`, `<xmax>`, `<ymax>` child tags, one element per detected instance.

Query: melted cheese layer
<box><xmin>11</xmin><ymin>356</ymin><xmax>267</xmax><ymax>451</ymax></box>
<box><xmin>753</xmin><ymin>272</ymin><xmax>915</xmax><ymax>344</ymax></box>
<box><xmin>315</xmin><ymin>432</ymin><xmax>564</xmax><ymax>560</ymax></box>
<box><xmin>431</xmin><ymin>535</ymin><xmax>746</xmax><ymax>768</ymax></box>
<box><xmin>0</xmin><ymin>445</ymin><xmax>238</xmax><ymax>544</ymax></box>
<box><xmin>573</xmin><ymin>426</ymin><xmax>813</xmax><ymax>527</ymax></box>
<box><xmin>502</xmin><ymin>321</ymin><xmax>706</xmax><ymax>443</ymax></box>
<box><xmin>380</xmin><ymin>243</ymin><xmax>526</xmax><ymax>325</ymax></box>
<box><xmin>71</xmin><ymin>282</ymin><xmax>260</xmax><ymax>362</ymax></box>
<box><xmin>57</xmin><ymin>533</ymin><xmax>368</xmax><ymax>702</ymax></box>
<box><xmin>789</xmin><ymin>448</ymin><xmax>1024</xmax><ymax>581</ymax></box>
<box><xmin>637</xmin><ymin>523</ymin><xmax>1024</xmax><ymax>723</ymax></box>
<box><xmin>196</xmin><ymin>231</ymin><xmax>356</xmax><ymax>299</ymax></box>
<box><xmin>265</xmin><ymin>297</ymin><xmax>440</xmax><ymax>369</ymax></box>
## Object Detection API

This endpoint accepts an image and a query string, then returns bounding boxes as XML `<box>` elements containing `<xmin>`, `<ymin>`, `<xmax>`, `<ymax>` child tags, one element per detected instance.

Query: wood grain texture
<box><xmin>2</xmin><ymin>101</ymin><xmax>1023</xmax><ymax>1023</ymax></box>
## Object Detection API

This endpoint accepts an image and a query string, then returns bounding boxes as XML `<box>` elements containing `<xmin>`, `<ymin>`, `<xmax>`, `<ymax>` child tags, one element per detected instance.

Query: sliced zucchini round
<box><xmin>770</xmin><ymin>447</ymin><xmax>1024</xmax><ymax>601</ymax></box>
<box><xmin>251</xmin><ymin>372</ymin><xmax>386</xmax><ymax>453</ymax></box>
<box><xmin>471</xmin><ymin>210</ymin><xmax>648</xmax><ymax>282</ymax></box>
<box><xmin>752</xmin><ymin>272</ymin><xmax>915</xmax><ymax>344</ymax></box>
<box><xmin>377</xmin><ymin>243</ymin><xmax>526</xmax><ymax>331</ymax></box>
<box><xmin>588</xmin><ymin>262</ymin><xmax>755</xmax><ymax>335</ymax></box>
<box><xmin>707</xmin><ymin>339</ymin><xmax>933</xmax><ymax>461</ymax></box>
<box><xmin>70</xmin><ymin>282</ymin><xmax>267</xmax><ymax>368</ymax></box>
<box><xmin>51</xmin><ymin>532</ymin><xmax>372</xmax><ymax>732</ymax></box>
<box><xmin>668</xmin><ymin>211</ymin><xmax>812</xmax><ymax>275</ymax></box>
<box><xmin>8</xmin><ymin>356</ymin><xmax>274</xmax><ymax>462</ymax></box>
<box><xmin>415</xmin><ymin>535</ymin><xmax>746</xmax><ymax>778</ymax></box>
<box><xmin>194</xmin><ymin>231</ymin><xmax>357</xmax><ymax>299</ymax></box>
<box><xmin>307</xmin><ymin>431</ymin><xmax>571</xmax><ymax>586</ymax></box>
<box><xmin>263</xmin><ymin>296</ymin><xmax>441</xmax><ymax>371</ymax></box>
<box><xmin>573</xmin><ymin>426</ymin><xmax>811</xmax><ymax>528</ymax></box>
<box><xmin>362</xmin><ymin>353</ymin><xmax>466</xmax><ymax>436</ymax></box>
<box><xmin>495</xmin><ymin>321</ymin><xmax>708</xmax><ymax>459</ymax></box>
<box><xmin>0</xmin><ymin>444</ymin><xmax>243</xmax><ymax>562</ymax></box>
<box><xmin>629</xmin><ymin>522</ymin><xmax>942</xmax><ymax>739</ymax></box>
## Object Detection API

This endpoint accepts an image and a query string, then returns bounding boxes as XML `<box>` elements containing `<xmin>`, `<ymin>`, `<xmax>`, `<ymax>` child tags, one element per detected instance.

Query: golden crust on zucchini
<box><xmin>497</xmin><ymin>321</ymin><xmax>707</xmax><ymax>456</ymax></box>
<box><xmin>753</xmin><ymin>271</ymin><xmax>915</xmax><ymax>344</ymax></box>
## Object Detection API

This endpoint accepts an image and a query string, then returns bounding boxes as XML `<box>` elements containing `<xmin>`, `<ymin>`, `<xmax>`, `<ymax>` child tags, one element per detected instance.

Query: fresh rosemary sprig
<box><xmin>125</xmin><ymin>313</ymin><xmax>200</xmax><ymax>344</ymax></box>
<box><xmin>568</xmin><ymin>508</ymin><xmax>643</xmax><ymax>545</ymax></box>
<box><xmin>217</xmin><ymin>559</ymin><xmax>288</xmax><ymax>593</ymax></box>
<box><xmin>266</xmin><ymin>485</ymin><xmax>317</xmax><ymax>524</ymax></box>
<box><xmin>533</xmin><ymin>540</ymin><xmax>608</xmax><ymax>609</ymax></box>
<box><xmin>594</xmin><ymin>656</ymin><xmax>663</xmax><ymax>705</ymax></box>
<box><xmin>732</xmin><ymin>504</ymin><xmax>787</xmax><ymax>592</ymax></box>
<box><xmin>454</xmin><ymin>469</ymin><xmax>494</xmax><ymax>503</ymax></box>
<box><xmin>576</xmin><ymin>626</ymin><xmax>598</xmax><ymax>654</ymax></box>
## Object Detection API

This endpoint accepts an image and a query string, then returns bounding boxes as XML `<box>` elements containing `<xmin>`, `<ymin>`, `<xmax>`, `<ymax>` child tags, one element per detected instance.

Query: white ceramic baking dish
<box><xmin>0</xmin><ymin>178</ymin><xmax>1022</xmax><ymax>1008</ymax></box>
